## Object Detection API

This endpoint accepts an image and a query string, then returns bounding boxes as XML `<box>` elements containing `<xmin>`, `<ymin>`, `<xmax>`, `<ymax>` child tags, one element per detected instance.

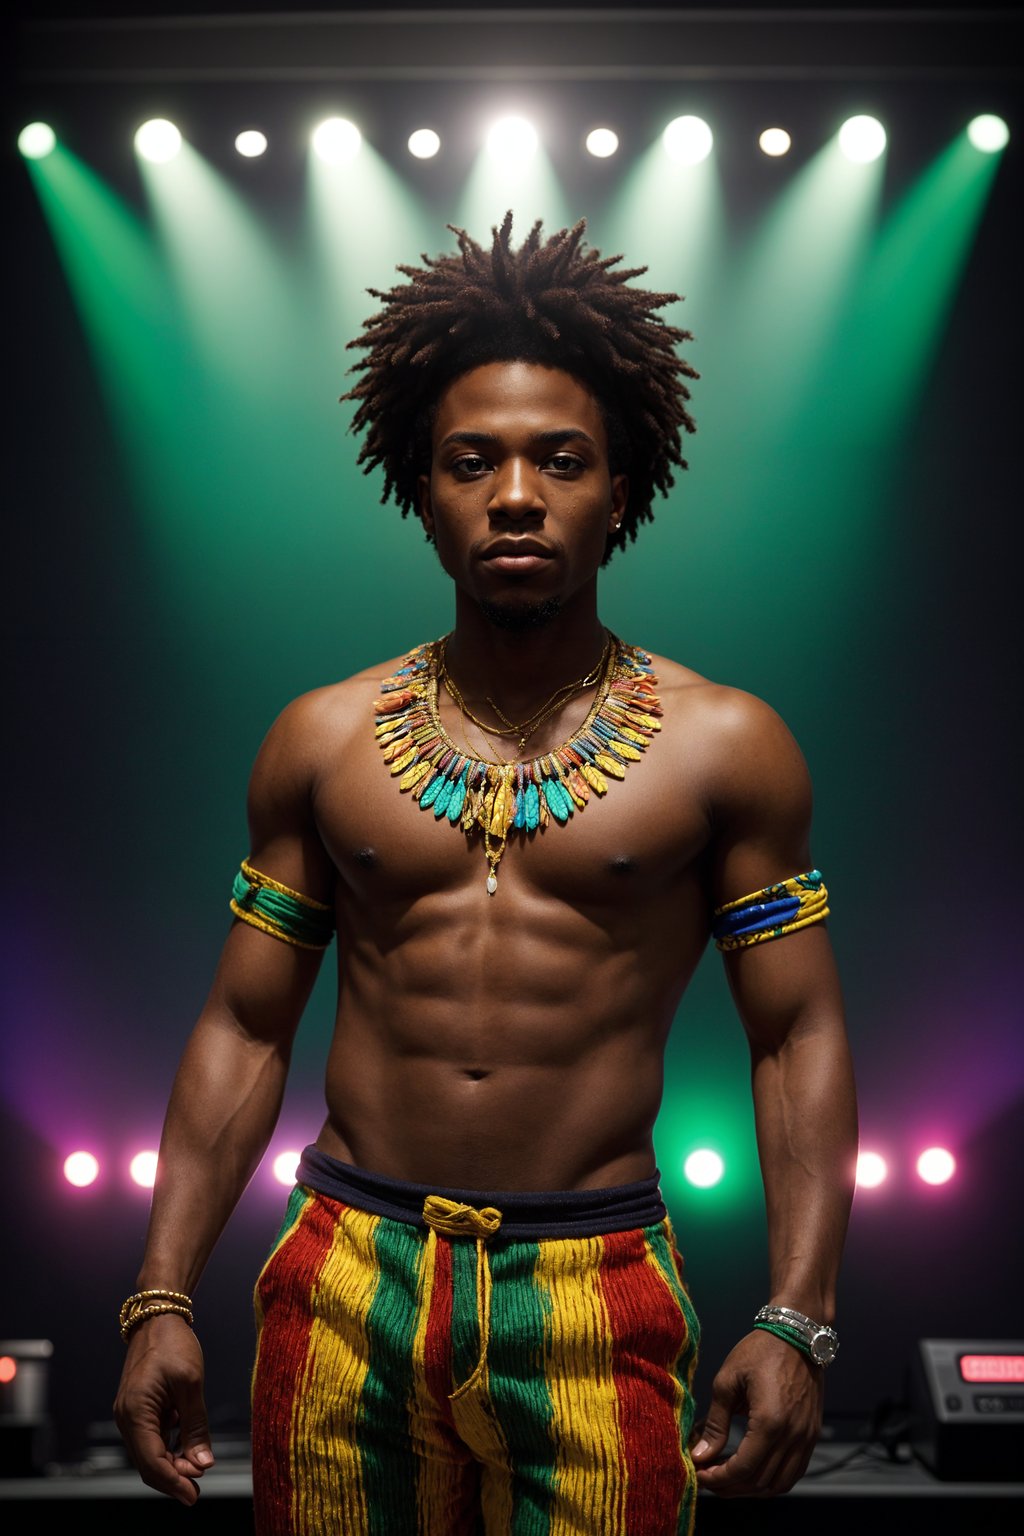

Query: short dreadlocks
<box><xmin>341</xmin><ymin>211</ymin><xmax>697</xmax><ymax>563</ymax></box>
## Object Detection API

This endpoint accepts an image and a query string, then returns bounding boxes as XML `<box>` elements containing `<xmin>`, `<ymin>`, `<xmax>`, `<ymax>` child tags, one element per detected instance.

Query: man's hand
<box><xmin>690</xmin><ymin>1330</ymin><xmax>824</xmax><ymax>1497</ymax></box>
<box><xmin>113</xmin><ymin>1314</ymin><xmax>215</xmax><ymax>1506</ymax></box>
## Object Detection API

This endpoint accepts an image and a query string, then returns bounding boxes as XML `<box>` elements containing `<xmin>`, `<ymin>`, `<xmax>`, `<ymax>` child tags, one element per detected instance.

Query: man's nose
<box><xmin>488</xmin><ymin>458</ymin><xmax>545</xmax><ymax>519</ymax></box>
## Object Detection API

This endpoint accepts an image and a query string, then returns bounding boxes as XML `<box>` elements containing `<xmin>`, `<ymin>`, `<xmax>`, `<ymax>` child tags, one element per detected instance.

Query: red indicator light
<box><xmin>960</xmin><ymin>1354</ymin><xmax>1024</xmax><ymax>1383</ymax></box>
<box><xmin>0</xmin><ymin>1357</ymin><xmax>16</xmax><ymax>1384</ymax></box>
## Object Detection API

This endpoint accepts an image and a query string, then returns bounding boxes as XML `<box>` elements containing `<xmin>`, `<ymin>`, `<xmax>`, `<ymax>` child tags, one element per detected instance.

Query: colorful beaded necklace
<box><xmin>373</xmin><ymin>634</ymin><xmax>663</xmax><ymax>894</ymax></box>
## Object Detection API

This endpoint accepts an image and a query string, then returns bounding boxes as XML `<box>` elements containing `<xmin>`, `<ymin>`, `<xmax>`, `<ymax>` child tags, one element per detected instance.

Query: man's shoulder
<box><xmin>647</xmin><ymin>651</ymin><xmax>782</xmax><ymax>730</ymax></box>
<box><xmin>646</xmin><ymin>650</ymin><xmax>807</xmax><ymax>781</ymax></box>
<box><xmin>259</xmin><ymin>647</ymin><xmax>427</xmax><ymax>757</ymax></box>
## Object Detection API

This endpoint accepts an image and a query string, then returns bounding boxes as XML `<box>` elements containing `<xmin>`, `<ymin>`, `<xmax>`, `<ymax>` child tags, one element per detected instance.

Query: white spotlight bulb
<box><xmin>408</xmin><ymin>128</ymin><xmax>441</xmax><ymax>160</ymax></box>
<box><xmin>135</xmin><ymin>119</ymin><xmax>182</xmax><ymax>164</ymax></box>
<box><xmin>967</xmin><ymin>114</ymin><xmax>1009</xmax><ymax>153</ymax></box>
<box><xmin>486</xmin><ymin>116</ymin><xmax>538</xmax><ymax>162</ymax></box>
<box><xmin>586</xmin><ymin>128</ymin><xmax>619</xmax><ymax>159</ymax></box>
<box><xmin>129</xmin><ymin>1149</ymin><xmax>159</xmax><ymax>1188</ymax></box>
<box><xmin>312</xmin><ymin>117</ymin><xmax>362</xmax><ymax>165</ymax></box>
<box><xmin>683</xmin><ymin>1149</ymin><xmax>725</xmax><ymax>1188</ymax></box>
<box><xmin>63</xmin><ymin>1151</ymin><xmax>99</xmax><ymax>1188</ymax></box>
<box><xmin>759</xmin><ymin>127</ymin><xmax>792</xmax><ymax>158</ymax></box>
<box><xmin>855</xmin><ymin>1150</ymin><xmax>888</xmax><ymax>1189</ymax></box>
<box><xmin>18</xmin><ymin>122</ymin><xmax>57</xmax><ymax>160</ymax></box>
<box><xmin>235</xmin><ymin>129</ymin><xmax>268</xmax><ymax>159</ymax></box>
<box><xmin>838</xmin><ymin>115</ymin><xmax>887</xmax><ymax>164</ymax></box>
<box><xmin>663</xmin><ymin>116</ymin><xmax>714</xmax><ymax>166</ymax></box>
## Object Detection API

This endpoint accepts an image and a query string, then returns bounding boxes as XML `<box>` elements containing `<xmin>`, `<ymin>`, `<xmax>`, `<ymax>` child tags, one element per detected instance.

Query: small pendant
<box><xmin>486</xmin><ymin>873</ymin><xmax>498</xmax><ymax>895</ymax></box>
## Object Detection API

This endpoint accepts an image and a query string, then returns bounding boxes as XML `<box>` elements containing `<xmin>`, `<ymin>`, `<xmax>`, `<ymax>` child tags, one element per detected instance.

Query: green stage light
<box><xmin>838</xmin><ymin>115</ymin><xmax>886</xmax><ymax>164</ymax></box>
<box><xmin>18</xmin><ymin>122</ymin><xmax>56</xmax><ymax>160</ymax></box>
<box><xmin>586</xmin><ymin>127</ymin><xmax>619</xmax><ymax>159</ymax></box>
<box><xmin>408</xmin><ymin>128</ymin><xmax>441</xmax><ymax>160</ymax></box>
<box><xmin>967</xmin><ymin>113</ymin><xmax>1010</xmax><ymax>153</ymax></box>
<box><xmin>235</xmin><ymin>129</ymin><xmax>268</xmax><ymax>158</ymax></box>
<box><xmin>663</xmin><ymin>115</ymin><xmax>713</xmax><ymax>166</ymax></box>
<box><xmin>135</xmin><ymin>119</ymin><xmax>182</xmax><ymax>164</ymax></box>
<box><xmin>759</xmin><ymin>127</ymin><xmax>791</xmax><ymax>158</ymax></box>
<box><xmin>311</xmin><ymin>117</ymin><xmax>361</xmax><ymax>165</ymax></box>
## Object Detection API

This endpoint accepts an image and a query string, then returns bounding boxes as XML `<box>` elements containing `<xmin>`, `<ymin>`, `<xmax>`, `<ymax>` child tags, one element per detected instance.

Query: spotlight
<box><xmin>272</xmin><ymin>1150</ymin><xmax>301</xmax><ymax>1186</ymax></box>
<box><xmin>855</xmin><ymin>1150</ymin><xmax>888</xmax><ymax>1189</ymax></box>
<box><xmin>18</xmin><ymin>122</ymin><xmax>56</xmax><ymax>160</ymax></box>
<box><xmin>759</xmin><ymin>127</ymin><xmax>792</xmax><ymax>158</ymax></box>
<box><xmin>683</xmin><ymin>1149</ymin><xmax>724</xmax><ymax>1188</ymax></box>
<box><xmin>235</xmin><ymin>129</ymin><xmax>268</xmax><ymax>158</ymax></box>
<box><xmin>63</xmin><ymin>1151</ymin><xmax>99</xmax><ymax>1188</ymax></box>
<box><xmin>311</xmin><ymin>117</ymin><xmax>362</xmax><ymax>165</ymax></box>
<box><xmin>838</xmin><ymin>115</ymin><xmax>886</xmax><ymax>164</ymax></box>
<box><xmin>663</xmin><ymin>116</ymin><xmax>713</xmax><ymax>166</ymax></box>
<box><xmin>486</xmin><ymin>116</ymin><xmax>538</xmax><ymax>163</ymax></box>
<box><xmin>129</xmin><ymin>1149</ymin><xmax>158</xmax><ymax>1189</ymax></box>
<box><xmin>967</xmin><ymin>113</ymin><xmax>1010</xmax><ymax>153</ymax></box>
<box><xmin>408</xmin><ymin>128</ymin><xmax>441</xmax><ymax>160</ymax></box>
<box><xmin>585</xmin><ymin>127</ymin><xmax>619</xmax><ymax>159</ymax></box>
<box><xmin>916</xmin><ymin>1147</ymin><xmax>956</xmax><ymax>1186</ymax></box>
<box><xmin>135</xmin><ymin>118</ymin><xmax>182</xmax><ymax>164</ymax></box>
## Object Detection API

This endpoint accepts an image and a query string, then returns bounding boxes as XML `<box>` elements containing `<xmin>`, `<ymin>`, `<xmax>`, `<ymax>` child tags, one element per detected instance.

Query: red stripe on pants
<box><xmin>600</xmin><ymin>1227</ymin><xmax>689</xmax><ymax>1532</ymax></box>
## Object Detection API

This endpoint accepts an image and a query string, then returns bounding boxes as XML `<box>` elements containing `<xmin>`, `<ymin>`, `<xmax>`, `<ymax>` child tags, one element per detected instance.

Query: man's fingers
<box><xmin>127</xmin><ymin>1427</ymin><xmax>203</xmax><ymax>1505</ymax></box>
<box><xmin>694</xmin><ymin>1420</ymin><xmax>775</xmax><ymax>1496</ymax></box>
<box><xmin>690</xmin><ymin>1378</ymin><xmax>736</xmax><ymax>1463</ymax></box>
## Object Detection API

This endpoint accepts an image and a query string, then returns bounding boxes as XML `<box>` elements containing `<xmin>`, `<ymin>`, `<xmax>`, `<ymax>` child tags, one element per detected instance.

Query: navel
<box><xmin>355</xmin><ymin>847</ymin><xmax>377</xmax><ymax>869</ymax></box>
<box><xmin>609</xmin><ymin>854</ymin><xmax>637</xmax><ymax>875</ymax></box>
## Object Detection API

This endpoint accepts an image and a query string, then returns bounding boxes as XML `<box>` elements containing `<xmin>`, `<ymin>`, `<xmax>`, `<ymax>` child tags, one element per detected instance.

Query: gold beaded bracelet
<box><xmin>119</xmin><ymin>1288</ymin><xmax>194</xmax><ymax>1341</ymax></box>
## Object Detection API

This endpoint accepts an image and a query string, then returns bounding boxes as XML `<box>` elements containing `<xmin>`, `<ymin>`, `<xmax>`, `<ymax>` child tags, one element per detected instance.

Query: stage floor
<box><xmin>1</xmin><ymin>1443</ymin><xmax>1021</xmax><ymax>1534</ymax></box>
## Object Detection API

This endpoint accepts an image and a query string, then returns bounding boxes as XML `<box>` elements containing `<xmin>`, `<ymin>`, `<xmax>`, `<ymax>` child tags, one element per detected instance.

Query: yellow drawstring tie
<box><xmin>421</xmin><ymin>1196</ymin><xmax>503</xmax><ymax>1239</ymax></box>
<box><xmin>422</xmin><ymin>1196</ymin><xmax>503</xmax><ymax>1390</ymax></box>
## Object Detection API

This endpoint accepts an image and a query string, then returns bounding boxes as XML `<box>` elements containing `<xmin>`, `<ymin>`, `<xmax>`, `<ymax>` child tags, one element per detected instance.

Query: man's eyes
<box><xmin>450</xmin><ymin>453</ymin><xmax>586</xmax><ymax>476</ymax></box>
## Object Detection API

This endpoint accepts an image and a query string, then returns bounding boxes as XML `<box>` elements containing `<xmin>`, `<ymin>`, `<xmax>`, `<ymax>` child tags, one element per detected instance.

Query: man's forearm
<box><xmin>750</xmin><ymin>1015</ymin><xmax>857</xmax><ymax>1322</ymax></box>
<box><xmin>135</xmin><ymin>1012</ymin><xmax>292</xmax><ymax>1294</ymax></box>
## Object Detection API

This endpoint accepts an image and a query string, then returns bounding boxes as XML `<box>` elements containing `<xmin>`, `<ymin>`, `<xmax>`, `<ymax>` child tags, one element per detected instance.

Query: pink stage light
<box><xmin>0</xmin><ymin>1357</ymin><xmax>16</xmax><ymax>1385</ymax></box>
<box><xmin>272</xmin><ymin>1150</ymin><xmax>301</xmax><ymax>1186</ymax></box>
<box><xmin>855</xmin><ymin>1150</ymin><xmax>888</xmax><ymax>1189</ymax></box>
<box><xmin>916</xmin><ymin>1146</ymin><xmax>956</xmax><ymax>1185</ymax></box>
<box><xmin>63</xmin><ymin>1151</ymin><xmax>100</xmax><ymax>1188</ymax></box>
<box><xmin>129</xmin><ymin>1150</ymin><xmax>159</xmax><ymax>1189</ymax></box>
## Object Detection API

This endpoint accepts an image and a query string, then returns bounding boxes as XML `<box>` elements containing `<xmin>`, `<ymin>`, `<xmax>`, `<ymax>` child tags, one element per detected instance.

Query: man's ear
<box><xmin>417</xmin><ymin>472</ymin><xmax>435</xmax><ymax>542</ymax></box>
<box><xmin>609</xmin><ymin>474</ymin><xmax>629</xmax><ymax>532</ymax></box>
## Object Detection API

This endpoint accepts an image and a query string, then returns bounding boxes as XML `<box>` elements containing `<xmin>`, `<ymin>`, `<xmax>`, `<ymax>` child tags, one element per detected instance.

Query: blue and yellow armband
<box><xmin>712</xmin><ymin>869</ymin><xmax>828</xmax><ymax>952</ymax></box>
<box><xmin>230</xmin><ymin>859</ymin><xmax>335</xmax><ymax>950</ymax></box>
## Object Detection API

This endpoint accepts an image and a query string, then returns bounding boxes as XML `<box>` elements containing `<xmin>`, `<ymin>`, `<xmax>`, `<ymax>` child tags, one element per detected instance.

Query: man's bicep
<box><xmin>241</xmin><ymin>695</ymin><xmax>337</xmax><ymax>905</ymax></box>
<box><xmin>708</xmin><ymin>694</ymin><xmax>817</xmax><ymax>911</ymax></box>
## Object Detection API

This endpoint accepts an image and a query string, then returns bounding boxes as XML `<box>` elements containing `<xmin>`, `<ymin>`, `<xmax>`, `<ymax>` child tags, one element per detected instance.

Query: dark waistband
<box><xmin>296</xmin><ymin>1146</ymin><xmax>667</xmax><ymax>1240</ymax></box>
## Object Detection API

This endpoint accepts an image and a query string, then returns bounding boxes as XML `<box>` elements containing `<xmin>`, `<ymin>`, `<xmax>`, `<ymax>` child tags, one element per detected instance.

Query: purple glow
<box><xmin>855</xmin><ymin>1150</ymin><xmax>888</xmax><ymax>1189</ymax></box>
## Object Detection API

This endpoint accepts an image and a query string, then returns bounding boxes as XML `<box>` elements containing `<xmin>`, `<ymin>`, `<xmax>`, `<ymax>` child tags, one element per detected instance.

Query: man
<box><xmin>114</xmin><ymin>212</ymin><xmax>857</xmax><ymax>1534</ymax></box>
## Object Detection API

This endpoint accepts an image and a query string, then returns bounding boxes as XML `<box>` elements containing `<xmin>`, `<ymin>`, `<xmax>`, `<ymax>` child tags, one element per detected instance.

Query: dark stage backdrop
<box><xmin>4</xmin><ymin>13</ymin><xmax>1022</xmax><ymax>1467</ymax></box>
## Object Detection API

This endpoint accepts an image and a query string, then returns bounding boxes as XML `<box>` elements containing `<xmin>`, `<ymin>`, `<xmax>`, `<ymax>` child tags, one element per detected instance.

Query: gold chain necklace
<box><xmin>373</xmin><ymin>635</ymin><xmax>664</xmax><ymax>895</ymax></box>
<box><xmin>438</xmin><ymin>633</ymin><xmax>611</xmax><ymax>756</ymax></box>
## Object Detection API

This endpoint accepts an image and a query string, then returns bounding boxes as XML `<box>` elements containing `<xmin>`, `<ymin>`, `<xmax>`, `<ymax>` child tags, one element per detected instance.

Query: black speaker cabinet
<box><xmin>908</xmin><ymin>1338</ymin><xmax>1024</xmax><ymax>1482</ymax></box>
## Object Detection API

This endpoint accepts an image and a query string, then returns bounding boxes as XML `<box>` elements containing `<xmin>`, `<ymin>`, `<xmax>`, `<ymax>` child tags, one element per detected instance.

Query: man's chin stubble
<box><xmin>478</xmin><ymin>596</ymin><xmax>563</xmax><ymax>632</ymax></box>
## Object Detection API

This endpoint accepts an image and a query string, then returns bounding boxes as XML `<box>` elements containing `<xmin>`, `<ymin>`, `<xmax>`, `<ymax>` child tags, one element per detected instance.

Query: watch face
<box><xmin>810</xmin><ymin>1331</ymin><xmax>838</xmax><ymax>1366</ymax></box>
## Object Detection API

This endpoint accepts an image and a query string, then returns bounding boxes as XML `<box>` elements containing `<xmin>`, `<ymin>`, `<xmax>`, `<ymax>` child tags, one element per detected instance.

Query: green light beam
<box><xmin>25</xmin><ymin>147</ymin><xmax>196</xmax><ymax>533</ymax></box>
<box><xmin>829</xmin><ymin>132</ymin><xmax>1007</xmax><ymax>437</ymax></box>
<box><xmin>454</xmin><ymin>145</ymin><xmax>572</xmax><ymax>246</ymax></box>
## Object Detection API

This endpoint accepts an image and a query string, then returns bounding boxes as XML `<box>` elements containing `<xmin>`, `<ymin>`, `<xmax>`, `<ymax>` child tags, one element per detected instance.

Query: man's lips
<box><xmin>479</xmin><ymin>538</ymin><xmax>557</xmax><ymax>573</ymax></box>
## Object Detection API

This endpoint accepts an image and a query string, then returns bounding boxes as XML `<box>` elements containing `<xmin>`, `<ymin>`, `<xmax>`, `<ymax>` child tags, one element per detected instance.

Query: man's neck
<box><xmin>442</xmin><ymin>588</ymin><xmax>608</xmax><ymax>721</ymax></box>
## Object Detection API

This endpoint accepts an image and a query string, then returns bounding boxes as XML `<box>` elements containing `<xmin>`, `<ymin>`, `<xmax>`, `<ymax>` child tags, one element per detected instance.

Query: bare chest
<box><xmin>313</xmin><ymin>717</ymin><xmax>711</xmax><ymax>913</ymax></box>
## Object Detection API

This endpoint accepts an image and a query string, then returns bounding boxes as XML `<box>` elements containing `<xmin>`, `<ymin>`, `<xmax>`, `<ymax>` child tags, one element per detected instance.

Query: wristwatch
<box><xmin>755</xmin><ymin>1304</ymin><xmax>840</xmax><ymax>1366</ymax></box>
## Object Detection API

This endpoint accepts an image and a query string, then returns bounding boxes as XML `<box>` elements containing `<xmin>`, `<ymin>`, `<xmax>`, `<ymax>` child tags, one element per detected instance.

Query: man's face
<box><xmin>417</xmin><ymin>361</ymin><xmax>628</xmax><ymax>628</ymax></box>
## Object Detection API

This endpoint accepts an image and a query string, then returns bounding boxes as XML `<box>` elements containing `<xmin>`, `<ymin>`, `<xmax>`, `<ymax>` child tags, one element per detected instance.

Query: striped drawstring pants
<box><xmin>251</xmin><ymin>1148</ymin><xmax>700</xmax><ymax>1535</ymax></box>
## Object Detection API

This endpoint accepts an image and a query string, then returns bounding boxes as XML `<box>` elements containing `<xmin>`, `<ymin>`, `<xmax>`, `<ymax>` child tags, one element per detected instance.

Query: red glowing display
<box><xmin>959</xmin><ymin>1354</ymin><xmax>1024</xmax><ymax>1383</ymax></box>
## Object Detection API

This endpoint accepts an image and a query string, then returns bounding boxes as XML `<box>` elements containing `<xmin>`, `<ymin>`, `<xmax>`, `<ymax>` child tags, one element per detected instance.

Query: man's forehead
<box><xmin>432</xmin><ymin>360</ymin><xmax>606</xmax><ymax>435</ymax></box>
